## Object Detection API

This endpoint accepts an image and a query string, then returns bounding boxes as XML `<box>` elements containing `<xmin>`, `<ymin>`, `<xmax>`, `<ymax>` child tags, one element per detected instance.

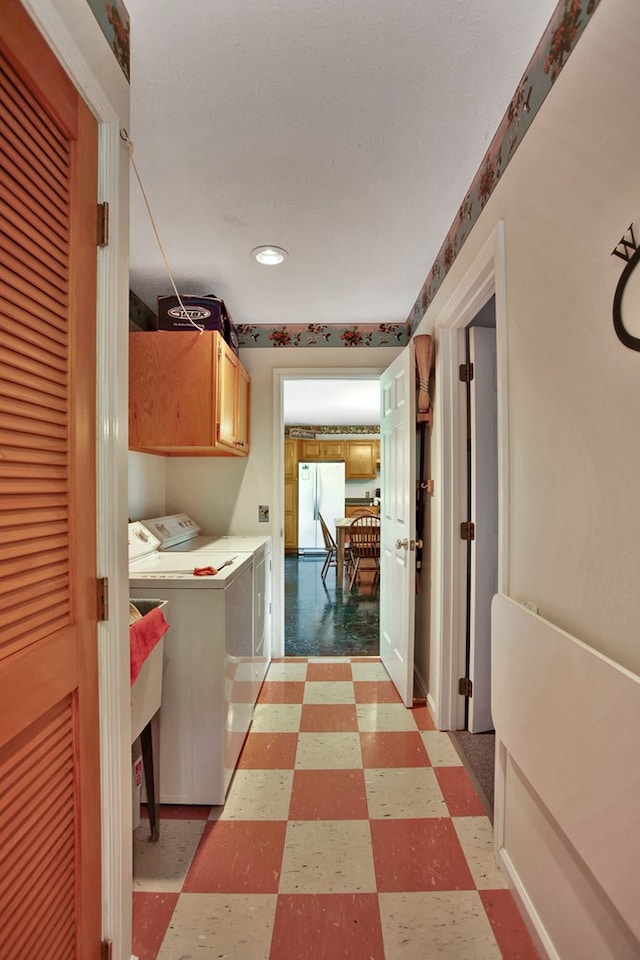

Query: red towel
<box><xmin>130</xmin><ymin>607</ymin><xmax>169</xmax><ymax>686</ymax></box>
<box><xmin>193</xmin><ymin>565</ymin><xmax>218</xmax><ymax>576</ymax></box>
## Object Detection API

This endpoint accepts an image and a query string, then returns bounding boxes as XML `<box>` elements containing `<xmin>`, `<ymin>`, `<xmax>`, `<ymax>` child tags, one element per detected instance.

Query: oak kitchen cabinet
<box><xmin>284</xmin><ymin>438</ymin><xmax>298</xmax><ymax>552</ymax></box>
<box><xmin>299</xmin><ymin>439</ymin><xmax>345</xmax><ymax>461</ymax></box>
<box><xmin>284</xmin><ymin>436</ymin><xmax>380</xmax><ymax>549</ymax></box>
<box><xmin>129</xmin><ymin>331</ymin><xmax>250</xmax><ymax>456</ymax></box>
<box><xmin>345</xmin><ymin>440</ymin><xmax>379</xmax><ymax>480</ymax></box>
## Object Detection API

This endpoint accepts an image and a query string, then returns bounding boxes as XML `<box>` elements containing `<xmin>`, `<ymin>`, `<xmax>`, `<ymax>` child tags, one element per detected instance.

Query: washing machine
<box><xmin>128</xmin><ymin>521</ymin><xmax>256</xmax><ymax>805</ymax></box>
<box><xmin>138</xmin><ymin>513</ymin><xmax>272</xmax><ymax>687</ymax></box>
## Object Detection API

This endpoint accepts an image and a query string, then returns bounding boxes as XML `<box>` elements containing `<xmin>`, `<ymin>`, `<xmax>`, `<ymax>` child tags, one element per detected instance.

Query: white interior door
<box><xmin>469</xmin><ymin>327</ymin><xmax>498</xmax><ymax>732</ymax></box>
<box><xmin>380</xmin><ymin>343</ymin><xmax>416</xmax><ymax>706</ymax></box>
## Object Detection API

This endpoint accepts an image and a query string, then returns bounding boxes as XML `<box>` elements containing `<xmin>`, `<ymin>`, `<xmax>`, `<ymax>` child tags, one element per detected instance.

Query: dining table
<box><xmin>334</xmin><ymin>517</ymin><xmax>354</xmax><ymax>584</ymax></box>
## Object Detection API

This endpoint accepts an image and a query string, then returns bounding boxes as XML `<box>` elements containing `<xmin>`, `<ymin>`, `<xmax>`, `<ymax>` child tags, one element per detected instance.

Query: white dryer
<box><xmin>138</xmin><ymin>513</ymin><xmax>272</xmax><ymax>687</ymax></box>
<box><xmin>128</xmin><ymin>522</ymin><xmax>256</xmax><ymax>805</ymax></box>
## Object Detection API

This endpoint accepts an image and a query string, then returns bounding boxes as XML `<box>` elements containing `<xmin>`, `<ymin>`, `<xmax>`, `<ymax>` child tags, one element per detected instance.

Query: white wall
<box><xmin>164</xmin><ymin>346</ymin><xmax>400</xmax><ymax>536</ymax></box>
<box><xmin>128</xmin><ymin>451</ymin><xmax>166</xmax><ymax>519</ymax></box>
<box><xmin>416</xmin><ymin>0</ymin><xmax>640</xmax><ymax>954</ymax></box>
<box><xmin>345</xmin><ymin>478</ymin><xmax>379</xmax><ymax>499</ymax></box>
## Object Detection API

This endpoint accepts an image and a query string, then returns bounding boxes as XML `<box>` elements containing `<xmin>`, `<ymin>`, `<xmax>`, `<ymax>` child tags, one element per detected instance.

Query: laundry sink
<box><xmin>130</xmin><ymin>599</ymin><xmax>167</xmax><ymax>741</ymax></box>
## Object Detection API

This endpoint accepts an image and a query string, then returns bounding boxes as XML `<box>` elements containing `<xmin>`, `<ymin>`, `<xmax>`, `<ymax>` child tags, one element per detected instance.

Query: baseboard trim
<box><xmin>426</xmin><ymin>691</ymin><xmax>437</xmax><ymax>720</ymax></box>
<box><xmin>499</xmin><ymin>848</ymin><xmax>558</xmax><ymax>960</ymax></box>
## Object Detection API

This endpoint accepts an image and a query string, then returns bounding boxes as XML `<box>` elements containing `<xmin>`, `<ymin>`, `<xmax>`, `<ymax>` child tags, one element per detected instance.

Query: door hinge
<box><xmin>460</xmin><ymin>521</ymin><xmax>475</xmax><ymax>541</ymax></box>
<box><xmin>458</xmin><ymin>677</ymin><xmax>473</xmax><ymax>697</ymax></box>
<box><xmin>97</xmin><ymin>577</ymin><xmax>109</xmax><ymax>621</ymax></box>
<box><xmin>97</xmin><ymin>202</ymin><xmax>109</xmax><ymax>247</ymax></box>
<box><xmin>459</xmin><ymin>361</ymin><xmax>474</xmax><ymax>382</ymax></box>
<box><xmin>101</xmin><ymin>940</ymin><xmax>113</xmax><ymax>960</ymax></box>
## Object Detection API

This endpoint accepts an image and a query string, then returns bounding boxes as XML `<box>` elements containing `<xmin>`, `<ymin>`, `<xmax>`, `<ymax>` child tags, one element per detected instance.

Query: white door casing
<box><xmin>271</xmin><ymin>367</ymin><xmax>387</xmax><ymax>659</ymax></box>
<box><xmin>380</xmin><ymin>343</ymin><xmax>416</xmax><ymax>706</ymax></box>
<box><xmin>432</xmin><ymin>223</ymin><xmax>509</xmax><ymax>734</ymax></box>
<box><xmin>468</xmin><ymin>326</ymin><xmax>498</xmax><ymax>733</ymax></box>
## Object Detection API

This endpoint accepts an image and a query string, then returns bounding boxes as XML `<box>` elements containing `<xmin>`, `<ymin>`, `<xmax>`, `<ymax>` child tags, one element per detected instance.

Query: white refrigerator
<box><xmin>297</xmin><ymin>461</ymin><xmax>345</xmax><ymax>551</ymax></box>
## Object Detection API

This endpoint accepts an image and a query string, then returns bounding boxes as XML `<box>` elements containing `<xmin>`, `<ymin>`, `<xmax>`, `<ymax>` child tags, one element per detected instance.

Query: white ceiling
<box><xmin>283</xmin><ymin>378</ymin><xmax>380</xmax><ymax>426</ymax></box>
<box><xmin>127</xmin><ymin>0</ymin><xmax>558</xmax><ymax>327</ymax></box>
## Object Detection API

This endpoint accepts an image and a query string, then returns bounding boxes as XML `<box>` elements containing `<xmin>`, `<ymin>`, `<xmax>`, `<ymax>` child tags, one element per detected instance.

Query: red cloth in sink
<box><xmin>130</xmin><ymin>607</ymin><xmax>169</xmax><ymax>686</ymax></box>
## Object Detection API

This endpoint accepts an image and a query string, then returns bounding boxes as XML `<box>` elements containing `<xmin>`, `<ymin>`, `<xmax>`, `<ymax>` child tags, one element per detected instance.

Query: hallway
<box><xmin>132</xmin><ymin>659</ymin><xmax>539</xmax><ymax>959</ymax></box>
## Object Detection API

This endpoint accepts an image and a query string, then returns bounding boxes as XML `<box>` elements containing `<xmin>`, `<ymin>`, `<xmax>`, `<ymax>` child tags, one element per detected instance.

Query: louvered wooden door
<box><xmin>0</xmin><ymin>2</ymin><xmax>101</xmax><ymax>958</ymax></box>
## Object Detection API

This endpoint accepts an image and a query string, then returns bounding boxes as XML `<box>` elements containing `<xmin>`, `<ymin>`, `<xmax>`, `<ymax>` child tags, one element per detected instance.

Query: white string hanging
<box><xmin>122</xmin><ymin>129</ymin><xmax>203</xmax><ymax>333</ymax></box>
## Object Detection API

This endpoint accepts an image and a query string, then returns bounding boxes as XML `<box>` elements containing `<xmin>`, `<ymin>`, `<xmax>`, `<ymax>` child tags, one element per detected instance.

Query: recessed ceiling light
<box><xmin>251</xmin><ymin>245</ymin><xmax>289</xmax><ymax>265</ymax></box>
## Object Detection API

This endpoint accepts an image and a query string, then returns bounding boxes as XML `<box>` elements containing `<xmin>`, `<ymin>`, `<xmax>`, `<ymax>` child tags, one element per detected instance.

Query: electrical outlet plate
<box><xmin>258</xmin><ymin>505</ymin><xmax>269</xmax><ymax>522</ymax></box>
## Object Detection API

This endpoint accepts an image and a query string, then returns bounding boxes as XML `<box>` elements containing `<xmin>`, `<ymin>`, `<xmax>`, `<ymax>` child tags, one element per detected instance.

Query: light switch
<box><xmin>259</xmin><ymin>505</ymin><xmax>269</xmax><ymax>522</ymax></box>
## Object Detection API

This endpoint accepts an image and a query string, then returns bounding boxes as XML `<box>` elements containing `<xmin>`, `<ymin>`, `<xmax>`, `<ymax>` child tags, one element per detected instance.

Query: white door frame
<box><xmin>272</xmin><ymin>367</ymin><xmax>386</xmax><ymax>659</ymax></box>
<box><xmin>22</xmin><ymin>4</ymin><xmax>132</xmax><ymax>957</ymax></box>
<box><xmin>432</xmin><ymin>223</ymin><xmax>510</xmax><ymax>734</ymax></box>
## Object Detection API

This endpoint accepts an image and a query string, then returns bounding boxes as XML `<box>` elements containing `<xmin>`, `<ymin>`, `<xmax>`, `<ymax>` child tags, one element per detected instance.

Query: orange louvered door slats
<box><xmin>0</xmin><ymin>2</ymin><xmax>101</xmax><ymax>958</ymax></box>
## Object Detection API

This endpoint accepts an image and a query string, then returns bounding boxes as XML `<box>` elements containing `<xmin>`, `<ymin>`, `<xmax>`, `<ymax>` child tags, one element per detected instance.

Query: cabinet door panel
<box><xmin>300</xmin><ymin>440</ymin><xmax>322</xmax><ymax>459</ymax></box>
<box><xmin>284</xmin><ymin>439</ymin><xmax>297</xmax><ymax>478</ymax></box>
<box><xmin>323</xmin><ymin>441</ymin><xmax>345</xmax><ymax>459</ymax></box>
<box><xmin>345</xmin><ymin>440</ymin><xmax>377</xmax><ymax>479</ymax></box>
<box><xmin>284</xmin><ymin>478</ymin><xmax>296</xmax><ymax>513</ymax></box>
<box><xmin>130</xmin><ymin>333</ymin><xmax>214</xmax><ymax>447</ymax></box>
<box><xmin>237</xmin><ymin>364</ymin><xmax>250</xmax><ymax>454</ymax></box>
<box><xmin>284</xmin><ymin>511</ymin><xmax>296</xmax><ymax>549</ymax></box>
<box><xmin>215</xmin><ymin>340</ymin><xmax>239</xmax><ymax>450</ymax></box>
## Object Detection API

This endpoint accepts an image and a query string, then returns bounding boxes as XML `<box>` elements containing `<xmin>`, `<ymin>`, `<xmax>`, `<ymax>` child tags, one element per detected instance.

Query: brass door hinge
<box><xmin>458</xmin><ymin>677</ymin><xmax>473</xmax><ymax>697</ymax></box>
<box><xmin>97</xmin><ymin>577</ymin><xmax>109</xmax><ymax>621</ymax></box>
<box><xmin>101</xmin><ymin>940</ymin><xmax>113</xmax><ymax>960</ymax></box>
<box><xmin>460</xmin><ymin>521</ymin><xmax>475</xmax><ymax>541</ymax></box>
<box><xmin>97</xmin><ymin>202</ymin><xmax>109</xmax><ymax>247</ymax></box>
<box><xmin>459</xmin><ymin>361</ymin><xmax>474</xmax><ymax>382</ymax></box>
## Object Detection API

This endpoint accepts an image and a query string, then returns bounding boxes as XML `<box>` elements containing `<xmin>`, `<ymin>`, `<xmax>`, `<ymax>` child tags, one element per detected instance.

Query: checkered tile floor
<box><xmin>133</xmin><ymin>658</ymin><xmax>539</xmax><ymax>960</ymax></box>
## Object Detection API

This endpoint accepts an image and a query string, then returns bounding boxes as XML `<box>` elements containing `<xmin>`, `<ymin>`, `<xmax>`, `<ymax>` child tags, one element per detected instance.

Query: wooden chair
<box><xmin>318</xmin><ymin>513</ymin><xmax>339</xmax><ymax>581</ymax></box>
<box><xmin>348</xmin><ymin>515</ymin><xmax>380</xmax><ymax>590</ymax></box>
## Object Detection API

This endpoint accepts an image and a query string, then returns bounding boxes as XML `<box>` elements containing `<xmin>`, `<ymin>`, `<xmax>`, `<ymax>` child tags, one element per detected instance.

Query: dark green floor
<box><xmin>284</xmin><ymin>555</ymin><xmax>380</xmax><ymax>657</ymax></box>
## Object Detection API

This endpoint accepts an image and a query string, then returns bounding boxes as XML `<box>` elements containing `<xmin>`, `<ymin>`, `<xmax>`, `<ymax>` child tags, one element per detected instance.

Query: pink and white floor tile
<box><xmin>133</xmin><ymin>657</ymin><xmax>539</xmax><ymax>960</ymax></box>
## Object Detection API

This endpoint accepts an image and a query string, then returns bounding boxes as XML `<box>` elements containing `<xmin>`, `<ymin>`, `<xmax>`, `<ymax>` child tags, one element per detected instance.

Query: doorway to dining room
<box><xmin>282</xmin><ymin>376</ymin><xmax>381</xmax><ymax>657</ymax></box>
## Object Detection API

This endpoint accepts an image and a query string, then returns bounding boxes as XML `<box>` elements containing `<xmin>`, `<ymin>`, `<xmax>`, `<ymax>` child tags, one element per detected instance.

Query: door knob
<box><xmin>396</xmin><ymin>538</ymin><xmax>409</xmax><ymax>549</ymax></box>
<box><xmin>409</xmin><ymin>539</ymin><xmax>423</xmax><ymax>551</ymax></box>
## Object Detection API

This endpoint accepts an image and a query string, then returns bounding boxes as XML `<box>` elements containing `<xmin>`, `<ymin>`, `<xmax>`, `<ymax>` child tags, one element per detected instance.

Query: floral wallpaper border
<box><xmin>237</xmin><ymin>322</ymin><xmax>409</xmax><ymax>349</ymax></box>
<box><xmin>286</xmin><ymin>425</ymin><xmax>380</xmax><ymax>437</ymax></box>
<box><xmin>128</xmin><ymin>0</ymin><xmax>601</xmax><ymax>347</ymax></box>
<box><xmin>86</xmin><ymin>0</ymin><xmax>130</xmax><ymax>82</ymax></box>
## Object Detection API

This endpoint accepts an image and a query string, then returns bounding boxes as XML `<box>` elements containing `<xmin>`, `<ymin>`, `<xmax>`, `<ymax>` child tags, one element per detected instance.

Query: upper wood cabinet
<box><xmin>129</xmin><ymin>331</ymin><xmax>250</xmax><ymax>456</ymax></box>
<box><xmin>299</xmin><ymin>439</ymin><xmax>345</xmax><ymax>460</ymax></box>
<box><xmin>345</xmin><ymin>440</ymin><xmax>378</xmax><ymax>479</ymax></box>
